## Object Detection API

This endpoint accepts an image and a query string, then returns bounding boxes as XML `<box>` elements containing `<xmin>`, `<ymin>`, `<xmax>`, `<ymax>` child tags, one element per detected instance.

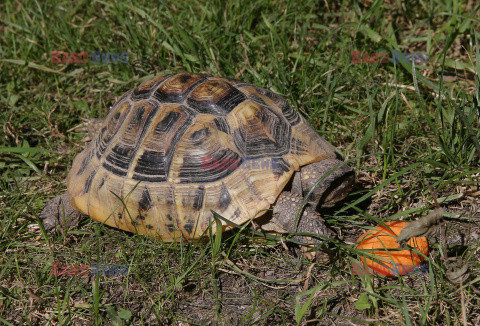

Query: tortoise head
<box><xmin>295</xmin><ymin>158</ymin><xmax>355</xmax><ymax>209</ymax></box>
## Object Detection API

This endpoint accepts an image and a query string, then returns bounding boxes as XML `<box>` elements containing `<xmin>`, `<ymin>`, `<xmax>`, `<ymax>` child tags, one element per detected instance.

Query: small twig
<box><xmin>302</xmin><ymin>263</ymin><xmax>315</xmax><ymax>292</ymax></box>
<box><xmin>280</xmin><ymin>237</ymin><xmax>289</xmax><ymax>252</ymax></box>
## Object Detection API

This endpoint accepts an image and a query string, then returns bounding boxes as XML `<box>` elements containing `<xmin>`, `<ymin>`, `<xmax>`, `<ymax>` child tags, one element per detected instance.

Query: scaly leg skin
<box><xmin>272</xmin><ymin>191</ymin><xmax>335</xmax><ymax>242</ymax></box>
<box><xmin>39</xmin><ymin>193</ymin><xmax>82</xmax><ymax>232</ymax></box>
<box><xmin>269</xmin><ymin>191</ymin><xmax>336</xmax><ymax>260</ymax></box>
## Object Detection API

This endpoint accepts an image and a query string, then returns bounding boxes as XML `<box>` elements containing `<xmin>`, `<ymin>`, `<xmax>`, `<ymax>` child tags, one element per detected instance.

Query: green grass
<box><xmin>1</xmin><ymin>0</ymin><xmax>480</xmax><ymax>324</ymax></box>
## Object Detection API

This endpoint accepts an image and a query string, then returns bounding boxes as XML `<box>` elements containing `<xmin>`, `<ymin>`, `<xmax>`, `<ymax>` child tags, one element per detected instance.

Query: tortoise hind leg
<box><xmin>39</xmin><ymin>193</ymin><xmax>83</xmax><ymax>231</ymax></box>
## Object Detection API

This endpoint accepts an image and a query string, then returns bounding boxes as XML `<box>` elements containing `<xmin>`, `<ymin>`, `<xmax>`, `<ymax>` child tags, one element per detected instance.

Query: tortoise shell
<box><xmin>67</xmin><ymin>72</ymin><xmax>339</xmax><ymax>241</ymax></box>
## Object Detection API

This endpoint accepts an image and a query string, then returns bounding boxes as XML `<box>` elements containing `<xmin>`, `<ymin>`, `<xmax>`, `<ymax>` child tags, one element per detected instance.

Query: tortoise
<box><xmin>40</xmin><ymin>72</ymin><xmax>354</xmax><ymax>246</ymax></box>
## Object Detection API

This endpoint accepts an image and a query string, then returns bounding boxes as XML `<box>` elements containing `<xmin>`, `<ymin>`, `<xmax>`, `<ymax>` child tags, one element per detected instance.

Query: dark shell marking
<box><xmin>183</xmin><ymin>219</ymin><xmax>195</xmax><ymax>234</ymax></box>
<box><xmin>77</xmin><ymin>149</ymin><xmax>95</xmax><ymax>176</ymax></box>
<box><xmin>139</xmin><ymin>189</ymin><xmax>153</xmax><ymax>211</ymax></box>
<box><xmin>218</xmin><ymin>183</ymin><xmax>232</xmax><ymax>211</ymax></box>
<box><xmin>193</xmin><ymin>186</ymin><xmax>205</xmax><ymax>210</ymax></box>
<box><xmin>83</xmin><ymin>170</ymin><xmax>97</xmax><ymax>193</ymax></box>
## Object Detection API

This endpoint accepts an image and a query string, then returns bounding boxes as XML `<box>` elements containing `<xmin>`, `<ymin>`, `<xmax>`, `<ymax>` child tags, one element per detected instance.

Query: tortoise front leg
<box><xmin>39</xmin><ymin>193</ymin><xmax>83</xmax><ymax>231</ymax></box>
<box><xmin>271</xmin><ymin>191</ymin><xmax>335</xmax><ymax>244</ymax></box>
